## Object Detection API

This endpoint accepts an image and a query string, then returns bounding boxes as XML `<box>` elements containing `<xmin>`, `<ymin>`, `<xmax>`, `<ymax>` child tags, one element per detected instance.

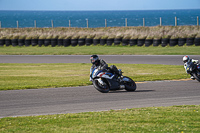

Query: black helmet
<box><xmin>90</xmin><ymin>55</ymin><xmax>99</xmax><ymax>64</ymax></box>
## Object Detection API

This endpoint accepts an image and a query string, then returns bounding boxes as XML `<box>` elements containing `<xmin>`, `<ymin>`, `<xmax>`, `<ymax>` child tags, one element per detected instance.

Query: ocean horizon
<box><xmin>0</xmin><ymin>9</ymin><xmax>199</xmax><ymax>28</ymax></box>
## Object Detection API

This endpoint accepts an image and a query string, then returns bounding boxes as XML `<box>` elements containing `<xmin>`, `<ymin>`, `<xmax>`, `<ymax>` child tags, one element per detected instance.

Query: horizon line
<box><xmin>0</xmin><ymin>8</ymin><xmax>200</xmax><ymax>11</ymax></box>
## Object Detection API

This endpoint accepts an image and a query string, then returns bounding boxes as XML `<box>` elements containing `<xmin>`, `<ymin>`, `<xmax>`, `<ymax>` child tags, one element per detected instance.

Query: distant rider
<box><xmin>90</xmin><ymin>55</ymin><xmax>121</xmax><ymax>81</ymax></box>
<box><xmin>183</xmin><ymin>55</ymin><xmax>199</xmax><ymax>79</ymax></box>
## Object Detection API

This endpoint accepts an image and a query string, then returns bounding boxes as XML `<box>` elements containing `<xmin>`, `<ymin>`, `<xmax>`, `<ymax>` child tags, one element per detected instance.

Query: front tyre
<box><xmin>193</xmin><ymin>73</ymin><xmax>200</xmax><ymax>82</ymax></box>
<box><xmin>123</xmin><ymin>76</ymin><xmax>137</xmax><ymax>91</ymax></box>
<box><xmin>93</xmin><ymin>79</ymin><xmax>110</xmax><ymax>93</ymax></box>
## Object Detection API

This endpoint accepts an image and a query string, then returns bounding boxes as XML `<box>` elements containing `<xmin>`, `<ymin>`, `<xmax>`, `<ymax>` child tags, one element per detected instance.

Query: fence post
<box><xmin>69</xmin><ymin>20</ymin><xmax>71</xmax><ymax>27</ymax></box>
<box><xmin>160</xmin><ymin>17</ymin><xmax>162</xmax><ymax>26</ymax></box>
<box><xmin>86</xmin><ymin>19</ymin><xmax>89</xmax><ymax>28</ymax></box>
<box><xmin>34</xmin><ymin>20</ymin><xmax>37</xmax><ymax>28</ymax></box>
<box><xmin>51</xmin><ymin>20</ymin><xmax>54</xmax><ymax>28</ymax></box>
<box><xmin>125</xmin><ymin>18</ymin><xmax>127</xmax><ymax>27</ymax></box>
<box><xmin>197</xmin><ymin>16</ymin><xmax>199</xmax><ymax>26</ymax></box>
<box><xmin>105</xmin><ymin>19</ymin><xmax>107</xmax><ymax>27</ymax></box>
<box><xmin>17</xmin><ymin>21</ymin><xmax>19</xmax><ymax>28</ymax></box>
<box><xmin>143</xmin><ymin>18</ymin><xmax>145</xmax><ymax>27</ymax></box>
<box><xmin>175</xmin><ymin>17</ymin><xmax>177</xmax><ymax>26</ymax></box>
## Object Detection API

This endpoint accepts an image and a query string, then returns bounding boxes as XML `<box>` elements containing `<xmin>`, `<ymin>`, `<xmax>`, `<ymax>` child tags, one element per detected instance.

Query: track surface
<box><xmin>1</xmin><ymin>55</ymin><xmax>200</xmax><ymax>65</ymax></box>
<box><xmin>0</xmin><ymin>55</ymin><xmax>200</xmax><ymax>118</ymax></box>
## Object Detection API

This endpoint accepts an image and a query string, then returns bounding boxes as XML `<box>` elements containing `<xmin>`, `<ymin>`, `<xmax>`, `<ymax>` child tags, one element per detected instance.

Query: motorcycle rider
<box><xmin>90</xmin><ymin>55</ymin><xmax>121</xmax><ymax>81</ymax></box>
<box><xmin>90</xmin><ymin>55</ymin><xmax>108</xmax><ymax>71</ymax></box>
<box><xmin>183</xmin><ymin>55</ymin><xmax>199</xmax><ymax>79</ymax></box>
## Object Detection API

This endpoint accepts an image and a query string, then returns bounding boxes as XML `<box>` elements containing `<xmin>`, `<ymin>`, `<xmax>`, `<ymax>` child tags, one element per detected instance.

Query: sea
<box><xmin>0</xmin><ymin>9</ymin><xmax>200</xmax><ymax>28</ymax></box>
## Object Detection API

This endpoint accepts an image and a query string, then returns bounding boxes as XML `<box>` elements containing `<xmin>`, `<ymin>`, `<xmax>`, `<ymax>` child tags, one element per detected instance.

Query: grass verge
<box><xmin>0</xmin><ymin>45</ymin><xmax>200</xmax><ymax>55</ymax></box>
<box><xmin>0</xmin><ymin>105</ymin><xmax>200</xmax><ymax>132</ymax></box>
<box><xmin>0</xmin><ymin>63</ymin><xmax>188</xmax><ymax>91</ymax></box>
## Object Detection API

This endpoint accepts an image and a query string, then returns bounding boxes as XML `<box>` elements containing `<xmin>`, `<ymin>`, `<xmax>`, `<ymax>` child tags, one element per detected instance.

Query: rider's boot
<box><xmin>191</xmin><ymin>76</ymin><xmax>195</xmax><ymax>80</ymax></box>
<box><xmin>190</xmin><ymin>73</ymin><xmax>195</xmax><ymax>80</ymax></box>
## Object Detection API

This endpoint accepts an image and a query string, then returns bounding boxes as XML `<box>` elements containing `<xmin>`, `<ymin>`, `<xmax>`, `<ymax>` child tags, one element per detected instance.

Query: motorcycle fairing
<box><xmin>105</xmin><ymin>78</ymin><xmax>120</xmax><ymax>90</ymax></box>
<box><xmin>91</xmin><ymin>68</ymin><xmax>115</xmax><ymax>79</ymax></box>
<box><xmin>122</xmin><ymin>77</ymin><xmax>131</xmax><ymax>82</ymax></box>
<box><xmin>197</xmin><ymin>65</ymin><xmax>200</xmax><ymax>70</ymax></box>
<box><xmin>185</xmin><ymin>62</ymin><xmax>195</xmax><ymax>74</ymax></box>
<box><xmin>97</xmin><ymin>72</ymin><xmax>115</xmax><ymax>79</ymax></box>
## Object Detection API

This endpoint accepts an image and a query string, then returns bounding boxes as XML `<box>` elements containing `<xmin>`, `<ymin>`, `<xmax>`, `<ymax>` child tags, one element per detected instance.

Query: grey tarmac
<box><xmin>0</xmin><ymin>55</ymin><xmax>200</xmax><ymax>65</ymax></box>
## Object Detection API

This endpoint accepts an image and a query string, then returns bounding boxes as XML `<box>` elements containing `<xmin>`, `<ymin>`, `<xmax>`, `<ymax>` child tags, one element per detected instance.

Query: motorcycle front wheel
<box><xmin>193</xmin><ymin>73</ymin><xmax>200</xmax><ymax>82</ymax></box>
<box><xmin>123</xmin><ymin>76</ymin><xmax>137</xmax><ymax>91</ymax></box>
<box><xmin>93</xmin><ymin>79</ymin><xmax>110</xmax><ymax>93</ymax></box>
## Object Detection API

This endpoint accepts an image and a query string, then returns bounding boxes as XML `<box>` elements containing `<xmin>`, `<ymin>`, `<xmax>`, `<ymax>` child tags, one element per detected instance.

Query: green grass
<box><xmin>0</xmin><ymin>63</ymin><xmax>189</xmax><ymax>91</ymax></box>
<box><xmin>0</xmin><ymin>105</ymin><xmax>200</xmax><ymax>133</ymax></box>
<box><xmin>0</xmin><ymin>45</ymin><xmax>200</xmax><ymax>55</ymax></box>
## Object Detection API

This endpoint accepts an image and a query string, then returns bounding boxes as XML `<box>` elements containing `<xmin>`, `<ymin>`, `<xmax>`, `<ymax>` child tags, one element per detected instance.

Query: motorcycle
<box><xmin>90</xmin><ymin>67</ymin><xmax>137</xmax><ymax>93</ymax></box>
<box><xmin>184</xmin><ymin>61</ymin><xmax>200</xmax><ymax>82</ymax></box>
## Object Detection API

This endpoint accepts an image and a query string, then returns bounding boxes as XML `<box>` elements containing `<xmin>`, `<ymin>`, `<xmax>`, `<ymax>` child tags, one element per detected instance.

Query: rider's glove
<box><xmin>97</xmin><ymin>66</ymin><xmax>101</xmax><ymax>70</ymax></box>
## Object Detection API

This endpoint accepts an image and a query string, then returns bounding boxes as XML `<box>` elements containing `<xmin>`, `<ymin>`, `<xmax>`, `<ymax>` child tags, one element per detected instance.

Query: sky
<box><xmin>0</xmin><ymin>0</ymin><xmax>200</xmax><ymax>11</ymax></box>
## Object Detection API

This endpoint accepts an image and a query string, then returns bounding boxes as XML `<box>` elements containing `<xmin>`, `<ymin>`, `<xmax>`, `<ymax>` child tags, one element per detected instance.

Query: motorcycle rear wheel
<box><xmin>123</xmin><ymin>76</ymin><xmax>137</xmax><ymax>91</ymax></box>
<box><xmin>93</xmin><ymin>79</ymin><xmax>110</xmax><ymax>93</ymax></box>
<box><xmin>193</xmin><ymin>73</ymin><xmax>200</xmax><ymax>82</ymax></box>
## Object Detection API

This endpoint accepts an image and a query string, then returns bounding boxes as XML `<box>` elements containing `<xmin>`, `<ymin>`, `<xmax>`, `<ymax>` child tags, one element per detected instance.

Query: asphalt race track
<box><xmin>1</xmin><ymin>55</ymin><xmax>200</xmax><ymax>65</ymax></box>
<box><xmin>0</xmin><ymin>55</ymin><xmax>200</xmax><ymax>118</ymax></box>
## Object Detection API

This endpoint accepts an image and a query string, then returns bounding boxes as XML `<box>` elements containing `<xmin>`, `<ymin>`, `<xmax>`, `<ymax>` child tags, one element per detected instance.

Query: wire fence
<box><xmin>0</xmin><ymin>16</ymin><xmax>199</xmax><ymax>28</ymax></box>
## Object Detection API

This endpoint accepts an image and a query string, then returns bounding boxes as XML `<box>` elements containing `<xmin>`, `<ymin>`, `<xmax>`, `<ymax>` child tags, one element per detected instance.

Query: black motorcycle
<box><xmin>184</xmin><ymin>62</ymin><xmax>200</xmax><ymax>82</ymax></box>
<box><xmin>90</xmin><ymin>66</ymin><xmax>136</xmax><ymax>93</ymax></box>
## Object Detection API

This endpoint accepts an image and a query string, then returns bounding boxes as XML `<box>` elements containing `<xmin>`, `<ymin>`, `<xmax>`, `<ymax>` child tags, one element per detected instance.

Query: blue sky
<box><xmin>0</xmin><ymin>0</ymin><xmax>200</xmax><ymax>10</ymax></box>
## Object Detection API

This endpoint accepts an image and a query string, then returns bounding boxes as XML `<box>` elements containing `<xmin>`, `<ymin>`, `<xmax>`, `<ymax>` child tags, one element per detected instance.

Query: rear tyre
<box><xmin>123</xmin><ymin>76</ymin><xmax>137</xmax><ymax>91</ymax></box>
<box><xmin>193</xmin><ymin>73</ymin><xmax>200</xmax><ymax>82</ymax></box>
<box><xmin>93</xmin><ymin>79</ymin><xmax>110</xmax><ymax>93</ymax></box>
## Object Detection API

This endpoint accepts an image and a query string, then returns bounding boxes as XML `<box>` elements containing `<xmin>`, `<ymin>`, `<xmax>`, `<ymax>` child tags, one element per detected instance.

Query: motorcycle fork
<box><xmin>97</xmin><ymin>78</ymin><xmax>105</xmax><ymax>86</ymax></box>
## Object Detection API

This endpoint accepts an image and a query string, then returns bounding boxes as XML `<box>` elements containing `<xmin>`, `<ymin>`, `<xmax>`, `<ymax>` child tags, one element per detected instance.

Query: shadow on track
<box><xmin>108</xmin><ymin>90</ymin><xmax>155</xmax><ymax>93</ymax></box>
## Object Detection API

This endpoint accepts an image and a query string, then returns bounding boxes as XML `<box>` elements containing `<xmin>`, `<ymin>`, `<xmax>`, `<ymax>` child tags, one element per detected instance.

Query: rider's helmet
<box><xmin>183</xmin><ymin>55</ymin><xmax>191</xmax><ymax>63</ymax></box>
<box><xmin>90</xmin><ymin>55</ymin><xmax>99</xmax><ymax>65</ymax></box>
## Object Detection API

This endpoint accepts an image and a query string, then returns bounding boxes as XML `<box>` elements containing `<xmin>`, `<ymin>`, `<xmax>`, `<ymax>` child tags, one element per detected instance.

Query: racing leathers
<box><xmin>90</xmin><ymin>59</ymin><xmax>108</xmax><ymax>81</ymax></box>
